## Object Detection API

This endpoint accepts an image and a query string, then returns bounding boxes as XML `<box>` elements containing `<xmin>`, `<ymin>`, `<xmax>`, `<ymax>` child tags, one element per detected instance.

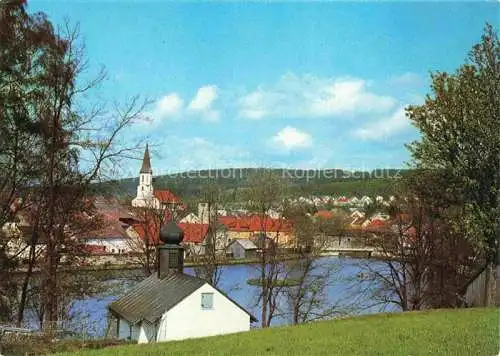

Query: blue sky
<box><xmin>29</xmin><ymin>1</ymin><xmax>498</xmax><ymax>177</ymax></box>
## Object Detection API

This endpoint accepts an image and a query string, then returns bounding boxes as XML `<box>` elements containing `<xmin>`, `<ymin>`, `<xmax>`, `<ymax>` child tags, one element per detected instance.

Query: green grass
<box><xmin>56</xmin><ymin>308</ymin><xmax>499</xmax><ymax>356</ymax></box>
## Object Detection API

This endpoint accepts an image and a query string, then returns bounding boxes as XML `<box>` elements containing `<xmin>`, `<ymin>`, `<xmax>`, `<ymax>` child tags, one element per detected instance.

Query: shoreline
<box><xmin>12</xmin><ymin>250</ymin><xmax>393</xmax><ymax>275</ymax></box>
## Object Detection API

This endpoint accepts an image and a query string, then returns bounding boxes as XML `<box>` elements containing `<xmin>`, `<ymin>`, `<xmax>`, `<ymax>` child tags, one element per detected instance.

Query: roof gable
<box><xmin>315</xmin><ymin>210</ymin><xmax>334</xmax><ymax>219</ymax></box>
<box><xmin>153</xmin><ymin>189</ymin><xmax>182</xmax><ymax>204</ymax></box>
<box><xmin>108</xmin><ymin>272</ymin><xmax>257</xmax><ymax>324</ymax></box>
<box><xmin>177</xmin><ymin>223</ymin><xmax>209</xmax><ymax>244</ymax></box>
<box><xmin>232</xmin><ymin>239</ymin><xmax>257</xmax><ymax>250</ymax></box>
<box><xmin>108</xmin><ymin>273</ymin><xmax>205</xmax><ymax>324</ymax></box>
<box><xmin>132</xmin><ymin>222</ymin><xmax>160</xmax><ymax>244</ymax></box>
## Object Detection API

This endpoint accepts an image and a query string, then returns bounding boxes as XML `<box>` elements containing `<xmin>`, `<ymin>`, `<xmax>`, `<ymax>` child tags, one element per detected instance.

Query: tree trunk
<box><xmin>483</xmin><ymin>264</ymin><xmax>493</xmax><ymax>307</ymax></box>
<box><xmin>16</xmin><ymin>229</ymin><xmax>38</xmax><ymax>326</ymax></box>
<box><xmin>43</xmin><ymin>236</ymin><xmax>58</xmax><ymax>330</ymax></box>
<box><xmin>261</xmin><ymin>256</ymin><xmax>268</xmax><ymax>328</ymax></box>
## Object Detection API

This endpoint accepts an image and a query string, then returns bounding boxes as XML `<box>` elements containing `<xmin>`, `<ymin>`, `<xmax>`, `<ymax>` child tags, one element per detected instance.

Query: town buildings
<box><xmin>226</xmin><ymin>239</ymin><xmax>258</xmax><ymax>259</ymax></box>
<box><xmin>71</xmin><ymin>146</ymin><xmax>398</xmax><ymax>263</ymax></box>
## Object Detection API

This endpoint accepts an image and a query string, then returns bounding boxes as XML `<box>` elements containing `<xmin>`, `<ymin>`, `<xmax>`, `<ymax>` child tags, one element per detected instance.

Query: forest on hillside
<box><xmin>95</xmin><ymin>168</ymin><xmax>411</xmax><ymax>204</ymax></box>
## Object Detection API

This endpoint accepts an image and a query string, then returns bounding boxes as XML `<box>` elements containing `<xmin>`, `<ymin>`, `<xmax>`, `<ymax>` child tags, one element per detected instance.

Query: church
<box><xmin>131</xmin><ymin>145</ymin><xmax>183</xmax><ymax>212</ymax></box>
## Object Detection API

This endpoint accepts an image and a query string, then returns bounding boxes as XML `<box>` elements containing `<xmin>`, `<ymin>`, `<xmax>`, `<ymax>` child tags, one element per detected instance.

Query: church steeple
<box><xmin>140</xmin><ymin>144</ymin><xmax>152</xmax><ymax>174</ymax></box>
<box><xmin>132</xmin><ymin>144</ymin><xmax>154</xmax><ymax>206</ymax></box>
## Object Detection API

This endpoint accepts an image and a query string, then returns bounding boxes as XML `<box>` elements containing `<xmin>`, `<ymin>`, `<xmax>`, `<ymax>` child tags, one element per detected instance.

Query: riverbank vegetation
<box><xmin>247</xmin><ymin>278</ymin><xmax>301</xmax><ymax>287</ymax></box>
<box><xmin>54</xmin><ymin>308</ymin><xmax>498</xmax><ymax>356</ymax></box>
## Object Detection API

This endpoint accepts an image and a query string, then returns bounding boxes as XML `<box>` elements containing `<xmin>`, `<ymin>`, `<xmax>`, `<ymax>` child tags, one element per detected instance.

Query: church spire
<box><xmin>140</xmin><ymin>144</ymin><xmax>152</xmax><ymax>174</ymax></box>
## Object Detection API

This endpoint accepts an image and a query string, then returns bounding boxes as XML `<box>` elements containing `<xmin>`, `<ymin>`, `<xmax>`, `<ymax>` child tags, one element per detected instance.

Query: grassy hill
<box><xmin>57</xmin><ymin>308</ymin><xmax>498</xmax><ymax>356</ymax></box>
<box><xmin>95</xmin><ymin>168</ymin><xmax>412</xmax><ymax>203</ymax></box>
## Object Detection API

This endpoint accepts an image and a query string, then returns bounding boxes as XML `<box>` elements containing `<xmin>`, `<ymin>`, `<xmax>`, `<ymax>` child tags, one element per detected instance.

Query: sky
<box><xmin>28</xmin><ymin>1</ymin><xmax>498</xmax><ymax>177</ymax></box>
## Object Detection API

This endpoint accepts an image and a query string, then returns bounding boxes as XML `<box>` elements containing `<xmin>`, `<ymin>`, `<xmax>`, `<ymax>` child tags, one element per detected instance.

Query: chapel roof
<box><xmin>108</xmin><ymin>272</ymin><xmax>257</xmax><ymax>324</ymax></box>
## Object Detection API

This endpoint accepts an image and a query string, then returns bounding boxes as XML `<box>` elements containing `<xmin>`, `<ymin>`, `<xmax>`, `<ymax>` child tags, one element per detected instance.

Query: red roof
<box><xmin>219</xmin><ymin>215</ymin><xmax>293</xmax><ymax>233</ymax></box>
<box><xmin>219</xmin><ymin>216</ymin><xmax>251</xmax><ymax>231</ymax></box>
<box><xmin>85</xmin><ymin>196</ymin><xmax>135</xmax><ymax>239</ymax></box>
<box><xmin>177</xmin><ymin>223</ymin><xmax>209</xmax><ymax>244</ymax></box>
<box><xmin>133</xmin><ymin>222</ymin><xmax>209</xmax><ymax>245</ymax></box>
<box><xmin>132</xmin><ymin>222</ymin><xmax>161</xmax><ymax>245</ymax></box>
<box><xmin>153</xmin><ymin>189</ymin><xmax>182</xmax><ymax>204</ymax></box>
<box><xmin>315</xmin><ymin>210</ymin><xmax>334</xmax><ymax>219</ymax></box>
<box><xmin>364</xmin><ymin>219</ymin><xmax>386</xmax><ymax>231</ymax></box>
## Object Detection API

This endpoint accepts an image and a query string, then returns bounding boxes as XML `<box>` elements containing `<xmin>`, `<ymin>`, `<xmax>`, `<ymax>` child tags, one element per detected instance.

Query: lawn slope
<box><xmin>60</xmin><ymin>308</ymin><xmax>499</xmax><ymax>356</ymax></box>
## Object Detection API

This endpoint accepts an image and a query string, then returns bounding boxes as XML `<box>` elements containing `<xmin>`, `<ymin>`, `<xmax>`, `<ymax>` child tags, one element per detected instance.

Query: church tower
<box><xmin>132</xmin><ymin>144</ymin><xmax>154</xmax><ymax>207</ymax></box>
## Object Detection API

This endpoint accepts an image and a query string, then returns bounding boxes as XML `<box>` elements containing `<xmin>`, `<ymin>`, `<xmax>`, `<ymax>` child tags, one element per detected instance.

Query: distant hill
<box><xmin>94</xmin><ymin>168</ymin><xmax>412</xmax><ymax>204</ymax></box>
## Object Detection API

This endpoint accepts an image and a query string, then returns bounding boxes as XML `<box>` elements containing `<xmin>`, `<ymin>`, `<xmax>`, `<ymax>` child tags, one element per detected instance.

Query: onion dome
<box><xmin>159</xmin><ymin>221</ymin><xmax>184</xmax><ymax>245</ymax></box>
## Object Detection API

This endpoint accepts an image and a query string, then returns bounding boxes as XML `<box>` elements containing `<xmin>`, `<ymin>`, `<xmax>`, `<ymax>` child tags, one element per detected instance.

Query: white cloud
<box><xmin>310</xmin><ymin>79</ymin><xmax>395</xmax><ymax>116</ymax></box>
<box><xmin>271</xmin><ymin>126</ymin><xmax>313</xmax><ymax>150</ymax></box>
<box><xmin>145</xmin><ymin>85</ymin><xmax>221</xmax><ymax>124</ymax></box>
<box><xmin>188</xmin><ymin>85</ymin><xmax>218</xmax><ymax>111</ymax></box>
<box><xmin>157</xmin><ymin>94</ymin><xmax>184</xmax><ymax>115</ymax></box>
<box><xmin>145</xmin><ymin>93</ymin><xmax>184</xmax><ymax>122</ymax></box>
<box><xmin>238</xmin><ymin>73</ymin><xmax>396</xmax><ymax>120</ymax></box>
<box><xmin>188</xmin><ymin>85</ymin><xmax>220</xmax><ymax>122</ymax></box>
<box><xmin>389</xmin><ymin>72</ymin><xmax>423</xmax><ymax>87</ymax></box>
<box><xmin>352</xmin><ymin>108</ymin><xmax>411</xmax><ymax>141</ymax></box>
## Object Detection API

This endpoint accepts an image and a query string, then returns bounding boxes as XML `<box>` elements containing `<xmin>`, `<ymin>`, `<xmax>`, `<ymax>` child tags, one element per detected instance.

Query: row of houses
<box><xmin>81</xmin><ymin>197</ymin><xmax>293</xmax><ymax>260</ymax></box>
<box><xmin>312</xmin><ymin>207</ymin><xmax>389</xmax><ymax>230</ymax></box>
<box><xmin>289</xmin><ymin>195</ymin><xmax>396</xmax><ymax>207</ymax></box>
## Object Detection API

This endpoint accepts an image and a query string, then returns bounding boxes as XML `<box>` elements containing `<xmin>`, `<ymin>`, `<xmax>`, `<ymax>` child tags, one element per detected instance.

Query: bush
<box><xmin>0</xmin><ymin>334</ymin><xmax>131</xmax><ymax>355</ymax></box>
<box><xmin>247</xmin><ymin>278</ymin><xmax>300</xmax><ymax>287</ymax></box>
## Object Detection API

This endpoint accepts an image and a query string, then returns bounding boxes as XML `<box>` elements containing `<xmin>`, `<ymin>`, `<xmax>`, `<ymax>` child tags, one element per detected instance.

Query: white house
<box><xmin>109</xmin><ymin>273</ymin><xmax>255</xmax><ymax>343</ymax></box>
<box><xmin>226</xmin><ymin>238</ymin><xmax>258</xmax><ymax>259</ymax></box>
<box><xmin>350</xmin><ymin>209</ymin><xmax>365</xmax><ymax>220</ymax></box>
<box><xmin>179</xmin><ymin>212</ymin><xmax>201</xmax><ymax>224</ymax></box>
<box><xmin>2</xmin><ymin>221</ymin><xmax>46</xmax><ymax>259</ymax></box>
<box><xmin>80</xmin><ymin>197</ymin><xmax>137</xmax><ymax>255</ymax></box>
<box><xmin>82</xmin><ymin>235</ymin><xmax>132</xmax><ymax>255</ymax></box>
<box><xmin>266</xmin><ymin>208</ymin><xmax>281</xmax><ymax>219</ymax></box>
<box><xmin>108</xmin><ymin>221</ymin><xmax>256</xmax><ymax>343</ymax></box>
<box><xmin>349</xmin><ymin>196</ymin><xmax>360</xmax><ymax>205</ymax></box>
<box><xmin>360</xmin><ymin>196</ymin><xmax>373</xmax><ymax>206</ymax></box>
<box><xmin>217</xmin><ymin>209</ymin><xmax>228</xmax><ymax>217</ymax></box>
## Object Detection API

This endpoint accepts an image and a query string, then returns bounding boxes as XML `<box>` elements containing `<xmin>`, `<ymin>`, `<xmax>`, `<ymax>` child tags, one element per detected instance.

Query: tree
<box><xmin>283</xmin><ymin>203</ymin><xmax>341</xmax><ymax>324</ymax></box>
<box><xmin>360</xmin><ymin>184</ymin><xmax>478</xmax><ymax>312</ymax></box>
<box><xmin>0</xmin><ymin>1</ymin><xmax>148</xmax><ymax>329</ymax></box>
<box><xmin>245</xmin><ymin>170</ymin><xmax>290</xmax><ymax>327</ymax></box>
<box><xmin>0</xmin><ymin>0</ymin><xmax>67</xmax><ymax>325</ymax></box>
<box><xmin>407</xmin><ymin>24</ymin><xmax>499</xmax><ymax>266</ymax></box>
<box><xmin>127</xmin><ymin>200</ymin><xmax>167</xmax><ymax>276</ymax></box>
<box><xmin>34</xmin><ymin>30</ymin><xmax>146</xmax><ymax>328</ymax></box>
<box><xmin>189</xmin><ymin>181</ymin><xmax>229</xmax><ymax>287</ymax></box>
<box><xmin>406</xmin><ymin>24</ymin><xmax>499</xmax><ymax>304</ymax></box>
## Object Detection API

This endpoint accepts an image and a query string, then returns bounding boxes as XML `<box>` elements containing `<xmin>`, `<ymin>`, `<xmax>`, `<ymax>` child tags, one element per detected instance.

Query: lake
<box><xmin>68</xmin><ymin>256</ymin><xmax>398</xmax><ymax>337</ymax></box>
